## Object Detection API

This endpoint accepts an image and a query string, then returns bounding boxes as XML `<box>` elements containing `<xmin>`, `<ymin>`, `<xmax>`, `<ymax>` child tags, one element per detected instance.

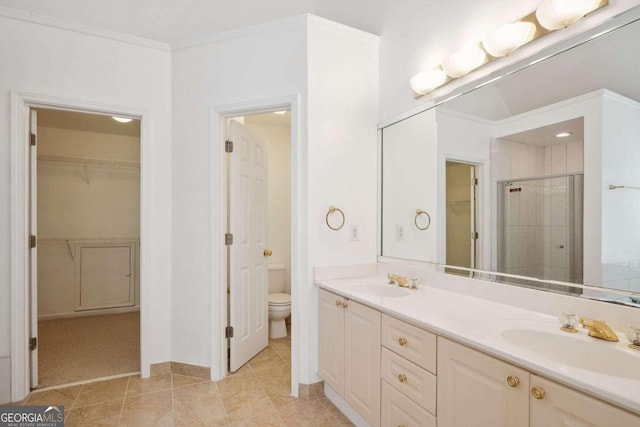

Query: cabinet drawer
<box><xmin>381</xmin><ymin>380</ymin><xmax>436</xmax><ymax>427</ymax></box>
<box><xmin>381</xmin><ymin>348</ymin><xmax>436</xmax><ymax>415</ymax></box>
<box><xmin>382</xmin><ymin>314</ymin><xmax>437</xmax><ymax>373</ymax></box>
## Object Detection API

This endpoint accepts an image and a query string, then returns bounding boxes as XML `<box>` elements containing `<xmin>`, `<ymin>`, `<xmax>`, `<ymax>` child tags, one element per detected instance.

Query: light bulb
<box><xmin>536</xmin><ymin>0</ymin><xmax>601</xmax><ymax>31</ymax></box>
<box><xmin>482</xmin><ymin>22</ymin><xmax>537</xmax><ymax>57</ymax></box>
<box><xmin>112</xmin><ymin>116</ymin><xmax>133</xmax><ymax>123</ymax></box>
<box><xmin>442</xmin><ymin>45</ymin><xmax>487</xmax><ymax>78</ymax></box>
<box><xmin>409</xmin><ymin>67</ymin><xmax>447</xmax><ymax>95</ymax></box>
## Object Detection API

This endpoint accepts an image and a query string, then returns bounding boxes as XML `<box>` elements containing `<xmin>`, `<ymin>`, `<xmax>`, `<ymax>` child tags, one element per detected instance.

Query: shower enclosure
<box><xmin>497</xmin><ymin>174</ymin><xmax>583</xmax><ymax>288</ymax></box>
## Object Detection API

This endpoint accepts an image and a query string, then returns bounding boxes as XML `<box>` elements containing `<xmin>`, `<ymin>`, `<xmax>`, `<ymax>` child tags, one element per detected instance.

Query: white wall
<box><xmin>601</xmin><ymin>93</ymin><xmax>640</xmax><ymax>292</ymax></box>
<box><xmin>171</xmin><ymin>16</ymin><xmax>378</xmax><ymax>385</ymax></box>
<box><xmin>171</xmin><ymin>18</ymin><xmax>308</xmax><ymax>370</ymax></box>
<box><xmin>244</xmin><ymin>117</ymin><xmax>292</xmax><ymax>291</ymax></box>
<box><xmin>37</xmin><ymin>126</ymin><xmax>140</xmax><ymax>318</ymax></box>
<box><xmin>0</xmin><ymin>14</ymin><xmax>173</xmax><ymax>379</ymax></box>
<box><xmin>378</xmin><ymin>0</ymin><xmax>640</xmax><ymax>121</ymax></box>
<box><xmin>305</xmin><ymin>19</ymin><xmax>379</xmax><ymax>382</ymax></box>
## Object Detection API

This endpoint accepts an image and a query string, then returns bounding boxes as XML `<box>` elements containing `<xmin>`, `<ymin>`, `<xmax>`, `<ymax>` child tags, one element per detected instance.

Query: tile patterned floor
<box><xmin>19</xmin><ymin>335</ymin><xmax>353</xmax><ymax>426</ymax></box>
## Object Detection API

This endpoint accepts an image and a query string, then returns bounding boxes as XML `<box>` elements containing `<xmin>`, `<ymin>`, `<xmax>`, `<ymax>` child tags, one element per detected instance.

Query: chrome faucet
<box><xmin>387</xmin><ymin>274</ymin><xmax>417</xmax><ymax>289</ymax></box>
<box><xmin>579</xmin><ymin>317</ymin><xmax>619</xmax><ymax>342</ymax></box>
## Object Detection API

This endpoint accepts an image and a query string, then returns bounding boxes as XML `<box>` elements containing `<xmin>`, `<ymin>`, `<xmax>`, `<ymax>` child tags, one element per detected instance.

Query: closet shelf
<box><xmin>38</xmin><ymin>155</ymin><xmax>140</xmax><ymax>169</ymax></box>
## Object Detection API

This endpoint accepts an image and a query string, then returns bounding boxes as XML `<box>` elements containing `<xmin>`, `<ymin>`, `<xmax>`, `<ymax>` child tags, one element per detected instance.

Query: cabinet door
<box><xmin>530</xmin><ymin>375</ymin><xmax>640</xmax><ymax>427</ymax></box>
<box><xmin>318</xmin><ymin>289</ymin><xmax>345</xmax><ymax>394</ymax></box>
<box><xmin>438</xmin><ymin>337</ymin><xmax>529</xmax><ymax>427</ymax></box>
<box><xmin>344</xmin><ymin>299</ymin><xmax>381</xmax><ymax>427</ymax></box>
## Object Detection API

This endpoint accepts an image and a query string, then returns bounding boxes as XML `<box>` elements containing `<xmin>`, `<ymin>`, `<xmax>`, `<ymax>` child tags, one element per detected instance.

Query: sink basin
<box><xmin>501</xmin><ymin>328</ymin><xmax>640</xmax><ymax>380</ymax></box>
<box><xmin>358</xmin><ymin>283</ymin><xmax>410</xmax><ymax>298</ymax></box>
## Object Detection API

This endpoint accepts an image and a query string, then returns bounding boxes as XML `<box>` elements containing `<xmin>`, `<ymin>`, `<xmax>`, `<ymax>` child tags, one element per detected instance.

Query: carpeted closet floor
<box><xmin>37</xmin><ymin>312</ymin><xmax>140</xmax><ymax>389</ymax></box>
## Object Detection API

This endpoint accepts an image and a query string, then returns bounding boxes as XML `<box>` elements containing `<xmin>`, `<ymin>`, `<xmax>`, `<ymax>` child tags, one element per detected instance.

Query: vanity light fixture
<box><xmin>409</xmin><ymin>0</ymin><xmax>608</xmax><ymax>96</ymax></box>
<box><xmin>482</xmin><ymin>21</ymin><xmax>537</xmax><ymax>57</ymax></box>
<box><xmin>536</xmin><ymin>0</ymin><xmax>601</xmax><ymax>30</ymax></box>
<box><xmin>555</xmin><ymin>131</ymin><xmax>572</xmax><ymax>138</ymax></box>
<box><xmin>442</xmin><ymin>45</ymin><xmax>488</xmax><ymax>78</ymax></box>
<box><xmin>112</xmin><ymin>116</ymin><xmax>133</xmax><ymax>123</ymax></box>
<box><xmin>409</xmin><ymin>67</ymin><xmax>448</xmax><ymax>95</ymax></box>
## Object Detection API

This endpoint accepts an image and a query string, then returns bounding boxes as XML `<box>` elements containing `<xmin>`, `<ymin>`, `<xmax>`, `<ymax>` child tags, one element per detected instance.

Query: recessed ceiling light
<box><xmin>555</xmin><ymin>132</ymin><xmax>572</xmax><ymax>138</ymax></box>
<box><xmin>273</xmin><ymin>111</ymin><xmax>287</xmax><ymax>115</ymax></box>
<box><xmin>112</xmin><ymin>116</ymin><xmax>133</xmax><ymax>123</ymax></box>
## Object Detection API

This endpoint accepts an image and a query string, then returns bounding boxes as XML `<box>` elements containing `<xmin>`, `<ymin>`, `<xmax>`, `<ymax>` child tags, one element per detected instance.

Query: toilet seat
<box><xmin>268</xmin><ymin>292</ymin><xmax>291</xmax><ymax>305</ymax></box>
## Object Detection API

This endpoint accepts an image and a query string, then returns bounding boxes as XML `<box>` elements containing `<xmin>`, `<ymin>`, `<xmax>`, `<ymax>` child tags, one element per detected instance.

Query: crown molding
<box><xmin>0</xmin><ymin>6</ymin><xmax>170</xmax><ymax>51</ymax></box>
<box><xmin>171</xmin><ymin>14</ymin><xmax>308</xmax><ymax>51</ymax></box>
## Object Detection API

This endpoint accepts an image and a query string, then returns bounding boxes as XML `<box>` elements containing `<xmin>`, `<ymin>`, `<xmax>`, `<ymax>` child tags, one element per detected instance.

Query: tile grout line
<box><xmin>170</xmin><ymin>373</ymin><xmax>175</xmax><ymax>427</ymax></box>
<box><xmin>117</xmin><ymin>375</ymin><xmax>130</xmax><ymax>426</ymax></box>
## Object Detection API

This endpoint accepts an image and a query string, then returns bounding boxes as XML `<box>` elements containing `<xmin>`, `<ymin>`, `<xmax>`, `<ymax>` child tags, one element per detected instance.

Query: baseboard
<box><xmin>298</xmin><ymin>381</ymin><xmax>324</xmax><ymax>399</ymax></box>
<box><xmin>150</xmin><ymin>361</ymin><xmax>210</xmax><ymax>380</ymax></box>
<box><xmin>324</xmin><ymin>383</ymin><xmax>372</xmax><ymax>427</ymax></box>
<box><xmin>38</xmin><ymin>306</ymin><xmax>140</xmax><ymax>321</ymax></box>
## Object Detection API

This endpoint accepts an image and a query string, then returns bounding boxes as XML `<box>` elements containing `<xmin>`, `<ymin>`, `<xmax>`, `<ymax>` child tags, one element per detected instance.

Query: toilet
<box><xmin>268</xmin><ymin>264</ymin><xmax>291</xmax><ymax>339</ymax></box>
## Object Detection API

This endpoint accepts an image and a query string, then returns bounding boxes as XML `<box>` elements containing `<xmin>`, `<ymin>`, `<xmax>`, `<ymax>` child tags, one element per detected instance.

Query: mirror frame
<box><xmin>377</xmin><ymin>5</ymin><xmax>640</xmax><ymax>304</ymax></box>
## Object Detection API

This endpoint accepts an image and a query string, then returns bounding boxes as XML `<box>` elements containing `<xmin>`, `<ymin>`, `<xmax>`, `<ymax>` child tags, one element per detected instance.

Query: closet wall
<box><xmin>37</xmin><ymin>114</ymin><xmax>141</xmax><ymax>319</ymax></box>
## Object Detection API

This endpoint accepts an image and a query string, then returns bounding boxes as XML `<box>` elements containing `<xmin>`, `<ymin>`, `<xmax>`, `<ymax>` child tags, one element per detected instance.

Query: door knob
<box><xmin>263</xmin><ymin>249</ymin><xmax>273</xmax><ymax>256</ymax></box>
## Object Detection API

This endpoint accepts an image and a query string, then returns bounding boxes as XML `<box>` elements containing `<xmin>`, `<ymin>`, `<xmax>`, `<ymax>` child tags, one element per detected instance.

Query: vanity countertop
<box><xmin>316</xmin><ymin>275</ymin><xmax>640</xmax><ymax>415</ymax></box>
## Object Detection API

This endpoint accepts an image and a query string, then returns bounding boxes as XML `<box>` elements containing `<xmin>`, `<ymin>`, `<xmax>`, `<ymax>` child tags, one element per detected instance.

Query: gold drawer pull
<box><xmin>398</xmin><ymin>337</ymin><xmax>408</xmax><ymax>346</ymax></box>
<box><xmin>531</xmin><ymin>386</ymin><xmax>546</xmax><ymax>400</ymax></box>
<box><xmin>507</xmin><ymin>376</ymin><xmax>520</xmax><ymax>387</ymax></box>
<box><xmin>398</xmin><ymin>374</ymin><xmax>407</xmax><ymax>383</ymax></box>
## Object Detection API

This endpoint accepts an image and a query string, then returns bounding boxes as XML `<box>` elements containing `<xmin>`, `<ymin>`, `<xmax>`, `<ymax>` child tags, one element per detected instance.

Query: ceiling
<box><xmin>0</xmin><ymin>0</ymin><xmax>386</xmax><ymax>42</ymax></box>
<box><xmin>500</xmin><ymin>117</ymin><xmax>584</xmax><ymax>147</ymax></box>
<box><xmin>36</xmin><ymin>108</ymin><xmax>141</xmax><ymax>137</ymax></box>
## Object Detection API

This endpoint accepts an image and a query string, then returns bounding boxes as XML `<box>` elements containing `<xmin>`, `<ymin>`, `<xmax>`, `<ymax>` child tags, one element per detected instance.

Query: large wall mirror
<box><xmin>380</xmin><ymin>7</ymin><xmax>640</xmax><ymax>305</ymax></box>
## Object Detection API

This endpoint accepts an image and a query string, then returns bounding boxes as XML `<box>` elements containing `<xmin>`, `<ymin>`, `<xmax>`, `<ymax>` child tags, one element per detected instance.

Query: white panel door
<box><xmin>438</xmin><ymin>337</ymin><xmax>530</xmax><ymax>427</ymax></box>
<box><xmin>530</xmin><ymin>375</ymin><xmax>640</xmax><ymax>427</ymax></box>
<box><xmin>229</xmin><ymin>121</ymin><xmax>269</xmax><ymax>372</ymax></box>
<box><xmin>29</xmin><ymin>108</ymin><xmax>38</xmax><ymax>388</ymax></box>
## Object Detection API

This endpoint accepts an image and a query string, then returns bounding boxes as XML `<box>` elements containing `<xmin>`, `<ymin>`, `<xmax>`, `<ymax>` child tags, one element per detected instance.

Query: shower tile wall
<box><xmin>494</xmin><ymin>139</ymin><xmax>583</xmax><ymax>282</ymax></box>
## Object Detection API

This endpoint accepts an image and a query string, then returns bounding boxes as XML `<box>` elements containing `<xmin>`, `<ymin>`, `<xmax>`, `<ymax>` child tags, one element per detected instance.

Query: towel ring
<box><xmin>414</xmin><ymin>209</ymin><xmax>431</xmax><ymax>231</ymax></box>
<box><xmin>326</xmin><ymin>206</ymin><xmax>345</xmax><ymax>231</ymax></box>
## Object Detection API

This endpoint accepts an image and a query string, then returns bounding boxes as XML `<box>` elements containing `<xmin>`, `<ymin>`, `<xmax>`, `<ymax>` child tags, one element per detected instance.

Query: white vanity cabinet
<box><xmin>318</xmin><ymin>289</ymin><xmax>381</xmax><ymax>427</ymax></box>
<box><xmin>380</xmin><ymin>314</ymin><xmax>437</xmax><ymax>427</ymax></box>
<box><xmin>530</xmin><ymin>375</ymin><xmax>640</xmax><ymax>427</ymax></box>
<box><xmin>438</xmin><ymin>337</ymin><xmax>640</xmax><ymax>427</ymax></box>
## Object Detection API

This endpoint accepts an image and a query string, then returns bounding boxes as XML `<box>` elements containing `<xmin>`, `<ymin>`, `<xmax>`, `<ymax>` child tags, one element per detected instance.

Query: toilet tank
<box><xmin>268</xmin><ymin>264</ymin><xmax>287</xmax><ymax>294</ymax></box>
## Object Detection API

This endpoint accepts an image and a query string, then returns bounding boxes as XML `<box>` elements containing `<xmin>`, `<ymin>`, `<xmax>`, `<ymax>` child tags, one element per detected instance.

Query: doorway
<box><xmin>32</xmin><ymin>108</ymin><xmax>141</xmax><ymax>389</ymax></box>
<box><xmin>445</xmin><ymin>161</ymin><xmax>479</xmax><ymax>273</ymax></box>
<box><xmin>225</xmin><ymin>111</ymin><xmax>292</xmax><ymax>379</ymax></box>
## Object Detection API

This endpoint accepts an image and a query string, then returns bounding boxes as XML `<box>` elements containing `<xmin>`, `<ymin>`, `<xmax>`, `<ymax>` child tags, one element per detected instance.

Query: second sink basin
<box><xmin>358</xmin><ymin>283</ymin><xmax>410</xmax><ymax>298</ymax></box>
<box><xmin>501</xmin><ymin>327</ymin><xmax>640</xmax><ymax>380</ymax></box>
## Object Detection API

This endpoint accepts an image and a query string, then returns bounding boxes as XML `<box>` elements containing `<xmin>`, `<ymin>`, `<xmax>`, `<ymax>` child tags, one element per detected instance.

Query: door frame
<box><xmin>210</xmin><ymin>95</ymin><xmax>301</xmax><ymax>397</ymax></box>
<box><xmin>10</xmin><ymin>92</ymin><xmax>150</xmax><ymax>401</ymax></box>
<box><xmin>439</xmin><ymin>156</ymin><xmax>489</xmax><ymax>271</ymax></box>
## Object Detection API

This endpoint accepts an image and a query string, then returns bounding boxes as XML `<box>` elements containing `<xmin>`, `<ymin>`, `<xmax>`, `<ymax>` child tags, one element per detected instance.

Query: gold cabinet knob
<box><xmin>263</xmin><ymin>249</ymin><xmax>273</xmax><ymax>256</ymax></box>
<box><xmin>531</xmin><ymin>386</ymin><xmax>546</xmax><ymax>400</ymax></box>
<box><xmin>341</xmin><ymin>302</ymin><xmax>349</xmax><ymax>309</ymax></box>
<box><xmin>398</xmin><ymin>337</ymin><xmax>408</xmax><ymax>346</ymax></box>
<box><xmin>507</xmin><ymin>376</ymin><xmax>520</xmax><ymax>387</ymax></box>
<box><xmin>335</xmin><ymin>300</ymin><xmax>342</xmax><ymax>307</ymax></box>
<box><xmin>398</xmin><ymin>374</ymin><xmax>407</xmax><ymax>383</ymax></box>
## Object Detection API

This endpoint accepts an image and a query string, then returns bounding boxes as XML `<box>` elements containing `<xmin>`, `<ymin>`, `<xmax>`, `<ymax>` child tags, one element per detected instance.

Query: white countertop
<box><xmin>316</xmin><ymin>275</ymin><xmax>640</xmax><ymax>415</ymax></box>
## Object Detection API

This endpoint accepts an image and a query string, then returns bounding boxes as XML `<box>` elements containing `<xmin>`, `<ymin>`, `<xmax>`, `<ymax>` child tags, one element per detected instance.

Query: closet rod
<box><xmin>38</xmin><ymin>154</ymin><xmax>140</xmax><ymax>169</ymax></box>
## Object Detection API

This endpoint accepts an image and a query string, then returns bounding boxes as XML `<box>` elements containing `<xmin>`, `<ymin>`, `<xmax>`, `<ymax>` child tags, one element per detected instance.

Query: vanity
<box><xmin>317</xmin><ymin>6</ymin><xmax>640</xmax><ymax>425</ymax></box>
<box><xmin>316</xmin><ymin>271</ymin><xmax>640</xmax><ymax>427</ymax></box>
